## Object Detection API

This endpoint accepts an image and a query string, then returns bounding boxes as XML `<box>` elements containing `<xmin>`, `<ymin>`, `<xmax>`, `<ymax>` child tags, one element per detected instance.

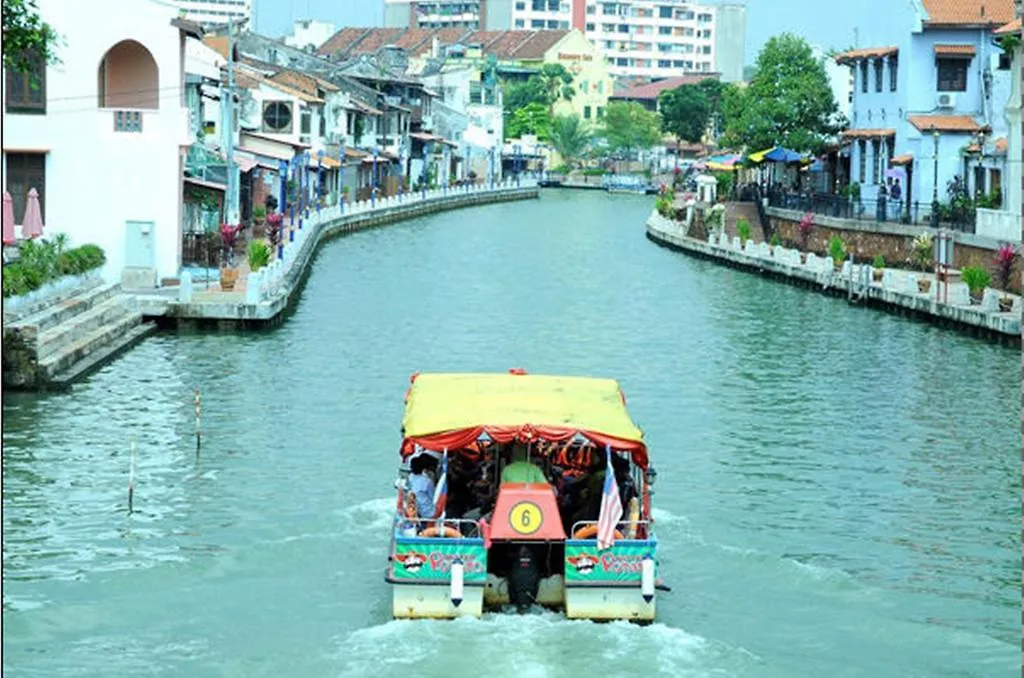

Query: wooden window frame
<box><xmin>5</xmin><ymin>52</ymin><xmax>47</xmax><ymax>114</ymax></box>
<box><xmin>4</xmin><ymin>152</ymin><xmax>47</xmax><ymax>224</ymax></box>
<box><xmin>936</xmin><ymin>57</ymin><xmax>968</xmax><ymax>92</ymax></box>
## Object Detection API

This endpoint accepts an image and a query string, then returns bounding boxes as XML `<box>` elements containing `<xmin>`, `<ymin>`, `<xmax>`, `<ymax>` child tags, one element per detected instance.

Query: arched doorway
<box><xmin>97</xmin><ymin>40</ymin><xmax>159</xmax><ymax>109</ymax></box>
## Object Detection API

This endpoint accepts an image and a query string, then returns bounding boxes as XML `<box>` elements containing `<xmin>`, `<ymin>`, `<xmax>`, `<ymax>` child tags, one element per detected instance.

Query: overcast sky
<box><xmin>253</xmin><ymin>0</ymin><xmax>863</xmax><ymax>66</ymax></box>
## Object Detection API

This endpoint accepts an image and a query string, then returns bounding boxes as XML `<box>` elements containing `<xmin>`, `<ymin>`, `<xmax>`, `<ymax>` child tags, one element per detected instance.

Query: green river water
<box><xmin>2</xmin><ymin>191</ymin><xmax>1019</xmax><ymax>677</ymax></box>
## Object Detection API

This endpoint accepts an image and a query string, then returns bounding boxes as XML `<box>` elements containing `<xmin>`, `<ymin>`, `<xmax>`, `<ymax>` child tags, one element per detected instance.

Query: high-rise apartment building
<box><xmin>384</xmin><ymin>0</ymin><xmax>746</xmax><ymax>82</ymax></box>
<box><xmin>172</xmin><ymin>0</ymin><xmax>251</xmax><ymax>26</ymax></box>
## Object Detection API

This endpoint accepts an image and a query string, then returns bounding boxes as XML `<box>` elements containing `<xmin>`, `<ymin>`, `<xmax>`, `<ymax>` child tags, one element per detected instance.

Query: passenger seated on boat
<box><xmin>500</xmin><ymin>442</ymin><xmax>548</xmax><ymax>485</ymax></box>
<box><xmin>408</xmin><ymin>455</ymin><xmax>436</xmax><ymax>521</ymax></box>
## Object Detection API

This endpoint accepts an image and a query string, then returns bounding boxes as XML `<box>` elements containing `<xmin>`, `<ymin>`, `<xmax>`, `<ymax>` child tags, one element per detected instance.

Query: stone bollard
<box><xmin>948</xmin><ymin>282</ymin><xmax>970</xmax><ymax>305</ymax></box>
<box><xmin>805</xmin><ymin>253</ymin><xmax>818</xmax><ymax>269</ymax></box>
<box><xmin>245</xmin><ymin>270</ymin><xmax>262</xmax><ymax>304</ymax></box>
<box><xmin>981</xmin><ymin>288</ymin><xmax>1000</xmax><ymax>311</ymax></box>
<box><xmin>882</xmin><ymin>270</ymin><xmax>896</xmax><ymax>289</ymax></box>
<box><xmin>731</xmin><ymin>236</ymin><xmax>741</xmax><ymax>250</ymax></box>
<box><xmin>179</xmin><ymin>271</ymin><xmax>193</xmax><ymax>303</ymax></box>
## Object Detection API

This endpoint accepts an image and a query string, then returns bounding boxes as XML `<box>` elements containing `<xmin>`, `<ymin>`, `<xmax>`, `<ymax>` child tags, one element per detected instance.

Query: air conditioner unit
<box><xmin>936</xmin><ymin>92</ymin><xmax>956</xmax><ymax>109</ymax></box>
<box><xmin>262</xmin><ymin>100</ymin><xmax>294</xmax><ymax>134</ymax></box>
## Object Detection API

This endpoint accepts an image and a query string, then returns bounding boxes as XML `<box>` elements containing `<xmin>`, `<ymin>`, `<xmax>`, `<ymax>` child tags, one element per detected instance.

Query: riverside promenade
<box><xmin>646</xmin><ymin>211</ymin><xmax>1021</xmax><ymax>346</ymax></box>
<box><xmin>132</xmin><ymin>180</ymin><xmax>539</xmax><ymax>328</ymax></box>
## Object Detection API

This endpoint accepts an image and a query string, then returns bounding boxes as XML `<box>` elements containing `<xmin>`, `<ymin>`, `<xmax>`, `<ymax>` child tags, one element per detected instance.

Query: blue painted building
<box><xmin>835</xmin><ymin>0</ymin><xmax>1016</xmax><ymax>218</ymax></box>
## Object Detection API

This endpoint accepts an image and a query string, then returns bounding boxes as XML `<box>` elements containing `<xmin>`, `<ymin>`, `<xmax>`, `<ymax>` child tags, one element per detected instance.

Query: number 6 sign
<box><xmin>509</xmin><ymin>501</ymin><xmax>543</xmax><ymax>535</ymax></box>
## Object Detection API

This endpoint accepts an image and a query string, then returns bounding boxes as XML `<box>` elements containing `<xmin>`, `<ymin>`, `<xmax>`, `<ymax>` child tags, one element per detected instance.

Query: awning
<box><xmin>233</xmin><ymin>151</ymin><xmax>258</xmax><ymax>173</ymax></box>
<box><xmin>840</xmin><ymin>128</ymin><xmax>896</xmax><ymax>139</ymax></box>
<box><xmin>308</xmin><ymin>154</ymin><xmax>342</xmax><ymax>169</ymax></box>
<box><xmin>995</xmin><ymin>18</ymin><xmax>1022</xmax><ymax>35</ymax></box>
<box><xmin>890</xmin><ymin>154</ymin><xmax>914</xmax><ymax>166</ymax></box>
<box><xmin>236</xmin><ymin>145</ymin><xmax>292</xmax><ymax>168</ymax></box>
<box><xmin>348</xmin><ymin>99</ymin><xmax>383</xmax><ymax>116</ymax></box>
<box><xmin>399</xmin><ymin>372</ymin><xmax>648</xmax><ymax>467</ymax></box>
<box><xmin>933</xmin><ymin>44</ymin><xmax>976</xmax><ymax>58</ymax></box>
<box><xmin>907</xmin><ymin>114</ymin><xmax>983</xmax><ymax>133</ymax></box>
<box><xmin>834</xmin><ymin>46</ymin><xmax>898</xmax><ymax>64</ymax></box>
<box><xmin>184</xmin><ymin>176</ymin><xmax>226</xmax><ymax>191</ymax></box>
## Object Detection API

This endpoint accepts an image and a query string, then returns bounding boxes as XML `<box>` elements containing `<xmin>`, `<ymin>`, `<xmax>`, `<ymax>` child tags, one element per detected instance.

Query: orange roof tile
<box><xmin>508</xmin><ymin>31</ymin><xmax>570</xmax><ymax>59</ymax></box>
<box><xmin>993</xmin><ymin>136</ymin><xmax>1008</xmax><ymax>153</ymax></box>
<box><xmin>890</xmin><ymin>153</ymin><xmax>914</xmax><ymax>165</ymax></box>
<box><xmin>933</xmin><ymin>43</ymin><xmax>977</xmax><ymax>56</ymax></box>
<box><xmin>994</xmin><ymin>17</ymin><xmax>1022</xmax><ymax>34</ymax></box>
<box><xmin>920</xmin><ymin>0</ymin><xmax>1015</xmax><ymax>26</ymax></box>
<box><xmin>203</xmin><ymin>35</ymin><xmax>229</xmax><ymax>59</ymax></box>
<box><xmin>908</xmin><ymin>114</ymin><xmax>982</xmax><ymax>132</ymax></box>
<box><xmin>839</xmin><ymin>128</ymin><xmax>896</xmax><ymax>138</ymax></box>
<box><xmin>317</xmin><ymin>27</ymin><xmax>373</xmax><ymax>59</ymax></box>
<box><xmin>834</xmin><ymin>46</ymin><xmax>898</xmax><ymax>64</ymax></box>
<box><xmin>612</xmin><ymin>74</ymin><xmax>721</xmax><ymax>100</ymax></box>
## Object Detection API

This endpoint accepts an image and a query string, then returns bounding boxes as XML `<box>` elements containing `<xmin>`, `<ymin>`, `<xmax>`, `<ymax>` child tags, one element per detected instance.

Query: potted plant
<box><xmin>266</xmin><ymin>212</ymin><xmax>284</xmax><ymax>259</ymax></box>
<box><xmin>828</xmin><ymin>235</ymin><xmax>846</xmax><ymax>270</ymax></box>
<box><xmin>797</xmin><ymin>211</ymin><xmax>814</xmax><ymax>262</ymax></box>
<box><xmin>911</xmin><ymin>232</ymin><xmax>933</xmax><ymax>292</ymax></box>
<box><xmin>218</xmin><ymin>222</ymin><xmax>242</xmax><ymax>291</ymax></box>
<box><xmin>994</xmin><ymin>242</ymin><xmax>1017</xmax><ymax>311</ymax></box>
<box><xmin>252</xmin><ymin>205</ymin><xmax>266</xmax><ymax>225</ymax></box>
<box><xmin>736</xmin><ymin>218</ymin><xmax>752</xmax><ymax>247</ymax></box>
<box><xmin>961</xmin><ymin>265</ymin><xmax>991</xmax><ymax>304</ymax></box>
<box><xmin>248</xmin><ymin>239</ymin><xmax>271</xmax><ymax>273</ymax></box>
<box><xmin>872</xmin><ymin>254</ymin><xmax>885</xmax><ymax>282</ymax></box>
<box><xmin>769</xmin><ymin>233</ymin><xmax>781</xmax><ymax>255</ymax></box>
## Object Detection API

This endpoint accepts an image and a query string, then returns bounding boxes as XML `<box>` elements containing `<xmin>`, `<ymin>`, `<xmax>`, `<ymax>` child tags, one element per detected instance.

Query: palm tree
<box><xmin>538</xmin><ymin>64</ymin><xmax>575</xmax><ymax>117</ymax></box>
<box><xmin>548</xmin><ymin>114</ymin><xmax>592</xmax><ymax>166</ymax></box>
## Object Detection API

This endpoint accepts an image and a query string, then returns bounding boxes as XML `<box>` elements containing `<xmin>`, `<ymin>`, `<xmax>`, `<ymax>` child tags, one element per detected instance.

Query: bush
<box><xmin>582</xmin><ymin>168</ymin><xmax>606</xmax><ymax>176</ymax></box>
<box><xmin>872</xmin><ymin>254</ymin><xmax>886</xmax><ymax>269</ymax></box>
<box><xmin>828</xmin><ymin>235</ymin><xmax>846</xmax><ymax>264</ymax></box>
<box><xmin>2</xmin><ymin>239</ymin><xmax>106</xmax><ymax>298</ymax></box>
<box><xmin>961</xmin><ymin>265</ymin><xmax>991</xmax><ymax>296</ymax></box>
<box><xmin>736</xmin><ymin>218</ymin><xmax>752</xmax><ymax>244</ymax></box>
<box><xmin>248</xmin><ymin>240</ymin><xmax>271</xmax><ymax>272</ymax></box>
<box><xmin>911</xmin><ymin>232</ymin><xmax>933</xmax><ymax>271</ymax></box>
<box><xmin>770</xmin><ymin>234</ymin><xmax>781</xmax><ymax>247</ymax></box>
<box><xmin>994</xmin><ymin>243</ymin><xmax>1018</xmax><ymax>291</ymax></box>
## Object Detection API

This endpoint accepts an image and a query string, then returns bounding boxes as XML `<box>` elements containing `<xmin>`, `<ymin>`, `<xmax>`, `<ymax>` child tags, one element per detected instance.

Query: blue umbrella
<box><xmin>763</xmin><ymin>146</ymin><xmax>803</xmax><ymax>163</ymax></box>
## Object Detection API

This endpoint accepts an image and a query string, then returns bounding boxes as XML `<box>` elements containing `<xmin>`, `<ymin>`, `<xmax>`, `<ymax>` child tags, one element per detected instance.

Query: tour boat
<box><xmin>385</xmin><ymin>369</ymin><xmax>664</xmax><ymax>621</ymax></box>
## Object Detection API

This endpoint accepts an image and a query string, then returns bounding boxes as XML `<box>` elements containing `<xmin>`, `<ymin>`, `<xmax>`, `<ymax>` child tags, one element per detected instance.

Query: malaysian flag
<box><xmin>432</xmin><ymin>449</ymin><xmax>448</xmax><ymax>519</ymax></box>
<box><xmin>596</xmin><ymin>445</ymin><xmax>623</xmax><ymax>550</ymax></box>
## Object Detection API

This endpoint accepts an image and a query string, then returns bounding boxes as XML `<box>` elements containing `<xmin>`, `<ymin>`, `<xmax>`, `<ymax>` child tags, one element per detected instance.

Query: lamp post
<box><xmin>930</xmin><ymin>127</ymin><xmax>940</xmax><ymax>229</ymax></box>
<box><xmin>338</xmin><ymin>143</ymin><xmax>345</xmax><ymax>213</ymax></box>
<box><xmin>422</xmin><ymin>142</ymin><xmax>429</xmax><ymax>199</ymax></box>
<box><xmin>277</xmin><ymin>159</ymin><xmax>287</xmax><ymax>220</ymax></box>
<box><xmin>514</xmin><ymin>144</ymin><xmax>521</xmax><ymax>187</ymax></box>
<box><xmin>371</xmin><ymin>146</ymin><xmax>379</xmax><ymax>208</ymax></box>
<box><xmin>316</xmin><ymin>149</ymin><xmax>323</xmax><ymax>218</ymax></box>
<box><xmin>303</xmin><ymin>150</ymin><xmax>311</xmax><ymax>221</ymax></box>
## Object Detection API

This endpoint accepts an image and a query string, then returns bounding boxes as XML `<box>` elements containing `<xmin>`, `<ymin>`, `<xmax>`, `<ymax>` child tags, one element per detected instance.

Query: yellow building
<box><xmin>541</xmin><ymin>31</ymin><xmax>615</xmax><ymax>122</ymax></box>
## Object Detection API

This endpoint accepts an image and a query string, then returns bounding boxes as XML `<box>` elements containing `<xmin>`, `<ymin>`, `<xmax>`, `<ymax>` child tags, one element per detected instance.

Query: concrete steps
<box><xmin>3</xmin><ymin>280</ymin><xmax>156</xmax><ymax>390</ymax></box>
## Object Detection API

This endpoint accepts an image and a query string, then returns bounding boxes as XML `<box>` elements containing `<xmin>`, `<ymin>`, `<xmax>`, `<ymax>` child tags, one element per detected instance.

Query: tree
<box><xmin>507</xmin><ymin>102</ymin><xmax>552</xmax><ymax>140</ymax></box>
<box><xmin>3</xmin><ymin>0</ymin><xmax>59</xmax><ymax>73</ymax></box>
<box><xmin>600</xmin><ymin>101</ymin><xmax>662</xmax><ymax>156</ymax></box>
<box><xmin>548</xmin><ymin>114</ymin><xmax>592</xmax><ymax>165</ymax></box>
<box><xmin>537</xmin><ymin>63</ymin><xmax>575</xmax><ymax>116</ymax></box>
<box><xmin>720</xmin><ymin>33</ymin><xmax>841</xmax><ymax>154</ymax></box>
<box><xmin>658</xmin><ymin>84</ymin><xmax>711</xmax><ymax>147</ymax></box>
<box><xmin>503</xmin><ymin>77</ymin><xmax>550</xmax><ymax>113</ymax></box>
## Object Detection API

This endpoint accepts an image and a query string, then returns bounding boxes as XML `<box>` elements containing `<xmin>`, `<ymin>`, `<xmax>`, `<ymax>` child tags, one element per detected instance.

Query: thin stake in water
<box><xmin>128</xmin><ymin>436</ymin><xmax>136</xmax><ymax>514</ymax></box>
<box><xmin>194</xmin><ymin>387</ymin><xmax>202</xmax><ymax>450</ymax></box>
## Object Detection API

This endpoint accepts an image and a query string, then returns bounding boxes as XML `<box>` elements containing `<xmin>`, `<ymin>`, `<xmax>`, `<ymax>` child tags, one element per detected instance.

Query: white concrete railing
<box><xmin>180</xmin><ymin>179</ymin><xmax>536</xmax><ymax>306</ymax></box>
<box><xmin>647</xmin><ymin>210</ymin><xmax>1022</xmax><ymax>315</ymax></box>
<box><xmin>975</xmin><ymin>207</ymin><xmax>1021</xmax><ymax>243</ymax></box>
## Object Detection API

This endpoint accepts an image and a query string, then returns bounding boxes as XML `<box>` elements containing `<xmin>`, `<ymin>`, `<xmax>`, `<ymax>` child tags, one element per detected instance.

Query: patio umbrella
<box><xmin>748</xmin><ymin>146</ymin><xmax>803</xmax><ymax>164</ymax></box>
<box><xmin>2</xmin><ymin>192</ymin><xmax>15</xmax><ymax>245</ymax></box>
<box><xmin>21</xmin><ymin>188</ymin><xmax>44</xmax><ymax>239</ymax></box>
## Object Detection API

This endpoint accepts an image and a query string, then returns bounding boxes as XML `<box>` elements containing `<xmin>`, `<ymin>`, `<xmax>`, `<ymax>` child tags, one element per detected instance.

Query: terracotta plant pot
<box><xmin>872</xmin><ymin>269</ymin><xmax>884</xmax><ymax>282</ymax></box>
<box><xmin>998</xmin><ymin>297</ymin><xmax>1013</xmax><ymax>312</ymax></box>
<box><xmin>220</xmin><ymin>266</ymin><xmax>239</xmax><ymax>291</ymax></box>
<box><xmin>917</xmin><ymin>279</ymin><xmax>932</xmax><ymax>293</ymax></box>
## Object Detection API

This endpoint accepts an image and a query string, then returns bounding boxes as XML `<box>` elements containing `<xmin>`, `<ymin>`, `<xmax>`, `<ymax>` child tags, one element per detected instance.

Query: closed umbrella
<box><xmin>2</xmin><ymin>192</ymin><xmax>14</xmax><ymax>245</ymax></box>
<box><xmin>21</xmin><ymin>188</ymin><xmax>44</xmax><ymax>239</ymax></box>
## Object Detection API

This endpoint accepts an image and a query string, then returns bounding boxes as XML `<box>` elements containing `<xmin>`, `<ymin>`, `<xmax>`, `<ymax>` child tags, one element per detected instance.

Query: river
<box><xmin>2</xmin><ymin>190</ymin><xmax>1019</xmax><ymax>677</ymax></box>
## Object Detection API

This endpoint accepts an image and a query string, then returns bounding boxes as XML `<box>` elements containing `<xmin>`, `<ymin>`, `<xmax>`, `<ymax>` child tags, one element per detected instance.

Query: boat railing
<box><xmin>394</xmin><ymin>515</ymin><xmax>485</xmax><ymax>539</ymax></box>
<box><xmin>569</xmin><ymin>519</ymin><xmax>652</xmax><ymax>540</ymax></box>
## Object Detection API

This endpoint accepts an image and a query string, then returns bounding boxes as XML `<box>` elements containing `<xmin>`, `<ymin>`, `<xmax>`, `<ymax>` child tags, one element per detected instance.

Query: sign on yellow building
<box><xmin>543</xmin><ymin>30</ymin><xmax>614</xmax><ymax>122</ymax></box>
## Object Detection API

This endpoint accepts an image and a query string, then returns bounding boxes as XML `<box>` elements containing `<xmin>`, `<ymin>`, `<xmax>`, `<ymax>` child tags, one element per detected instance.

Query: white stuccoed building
<box><xmin>2</xmin><ymin>0</ymin><xmax>201</xmax><ymax>287</ymax></box>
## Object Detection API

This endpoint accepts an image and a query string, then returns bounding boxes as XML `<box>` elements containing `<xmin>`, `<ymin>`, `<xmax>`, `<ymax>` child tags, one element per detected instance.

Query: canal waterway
<box><xmin>3</xmin><ymin>190</ymin><xmax>1019</xmax><ymax>677</ymax></box>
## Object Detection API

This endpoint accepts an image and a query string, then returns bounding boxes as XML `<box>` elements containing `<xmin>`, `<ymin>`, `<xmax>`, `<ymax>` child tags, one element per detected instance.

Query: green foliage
<box><xmin>961</xmin><ymin>265</ymin><xmax>992</xmax><ymax>295</ymax></box>
<box><xmin>3</xmin><ymin>239</ymin><xmax>105</xmax><ymax>297</ymax></box>
<box><xmin>582</xmin><ymin>167</ymin><xmax>607</xmax><ymax>176</ymax></box>
<box><xmin>770</xmin><ymin>233</ymin><xmax>781</xmax><ymax>247</ymax></box>
<box><xmin>872</xmin><ymin>254</ymin><xmax>886</xmax><ymax>268</ymax></box>
<box><xmin>548</xmin><ymin>114</ymin><xmax>592</xmax><ymax>164</ymax></box>
<box><xmin>828</xmin><ymin>235</ymin><xmax>846</xmax><ymax>264</ymax></box>
<box><xmin>658</xmin><ymin>84</ymin><xmax>710</xmax><ymax>144</ymax></box>
<box><xmin>999</xmin><ymin>34</ymin><xmax>1021</xmax><ymax>55</ymax></box>
<box><xmin>2</xmin><ymin>0</ymin><xmax>59</xmax><ymax>73</ymax></box>
<box><xmin>655</xmin><ymin>187</ymin><xmax>676</xmax><ymax>218</ymax></box>
<box><xmin>736</xmin><ymin>218</ymin><xmax>752</xmax><ymax>244</ymax></box>
<box><xmin>247</xmin><ymin>239</ymin><xmax>271</xmax><ymax>272</ymax></box>
<box><xmin>503</xmin><ymin>77</ymin><xmax>551</xmax><ymax>112</ymax></box>
<box><xmin>538</xmin><ymin>63</ymin><xmax>575</xmax><ymax>114</ymax></box>
<box><xmin>720</xmin><ymin>33</ymin><xmax>843</xmax><ymax>154</ymax></box>
<box><xmin>601</xmin><ymin>101</ymin><xmax>662</xmax><ymax>153</ymax></box>
<box><xmin>714</xmin><ymin>171</ymin><xmax>733</xmax><ymax>200</ymax></box>
<box><xmin>911</xmin><ymin>232</ymin><xmax>933</xmax><ymax>271</ymax></box>
<box><xmin>507</xmin><ymin>102</ymin><xmax>552</xmax><ymax>140</ymax></box>
<box><xmin>252</xmin><ymin>205</ymin><xmax>267</xmax><ymax>220</ymax></box>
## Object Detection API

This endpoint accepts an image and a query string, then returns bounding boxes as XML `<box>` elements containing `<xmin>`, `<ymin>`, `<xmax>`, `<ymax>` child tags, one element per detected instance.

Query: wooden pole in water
<box><xmin>194</xmin><ymin>387</ymin><xmax>202</xmax><ymax>450</ymax></box>
<box><xmin>128</xmin><ymin>436</ymin><xmax>136</xmax><ymax>514</ymax></box>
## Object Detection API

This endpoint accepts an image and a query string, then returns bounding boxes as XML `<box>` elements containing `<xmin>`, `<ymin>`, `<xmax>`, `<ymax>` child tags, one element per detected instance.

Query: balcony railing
<box><xmin>764</xmin><ymin>188</ymin><xmax>977</xmax><ymax>233</ymax></box>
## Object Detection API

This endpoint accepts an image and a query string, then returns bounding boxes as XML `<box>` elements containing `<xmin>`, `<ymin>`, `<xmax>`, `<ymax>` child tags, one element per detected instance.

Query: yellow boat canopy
<box><xmin>401</xmin><ymin>371</ymin><xmax>649</xmax><ymax>466</ymax></box>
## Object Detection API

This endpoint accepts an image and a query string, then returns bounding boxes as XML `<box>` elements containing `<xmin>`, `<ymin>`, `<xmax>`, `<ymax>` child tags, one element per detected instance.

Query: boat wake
<box><xmin>331</xmin><ymin>613</ymin><xmax>757</xmax><ymax>678</ymax></box>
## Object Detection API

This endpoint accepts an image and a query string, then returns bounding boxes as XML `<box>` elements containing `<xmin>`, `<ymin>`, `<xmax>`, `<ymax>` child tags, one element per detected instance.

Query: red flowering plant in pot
<box><xmin>266</xmin><ymin>212</ymin><xmax>284</xmax><ymax>256</ymax></box>
<box><xmin>218</xmin><ymin>222</ymin><xmax>243</xmax><ymax>291</ymax></box>
<box><xmin>797</xmin><ymin>211</ymin><xmax>814</xmax><ymax>262</ymax></box>
<box><xmin>994</xmin><ymin>242</ymin><xmax>1019</xmax><ymax>311</ymax></box>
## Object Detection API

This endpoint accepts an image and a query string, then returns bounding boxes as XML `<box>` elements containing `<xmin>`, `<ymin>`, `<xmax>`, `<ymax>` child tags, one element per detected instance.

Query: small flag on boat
<box><xmin>432</xmin><ymin>450</ymin><xmax>448</xmax><ymax>519</ymax></box>
<box><xmin>596</xmin><ymin>445</ymin><xmax>623</xmax><ymax>551</ymax></box>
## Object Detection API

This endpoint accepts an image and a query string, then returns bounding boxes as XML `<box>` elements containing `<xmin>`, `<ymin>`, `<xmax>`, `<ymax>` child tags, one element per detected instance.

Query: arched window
<box><xmin>97</xmin><ymin>40</ymin><xmax>159</xmax><ymax>109</ymax></box>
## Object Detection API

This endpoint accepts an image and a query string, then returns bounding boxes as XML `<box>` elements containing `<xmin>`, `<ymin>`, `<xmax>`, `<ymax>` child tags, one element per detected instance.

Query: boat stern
<box><xmin>387</xmin><ymin>536</ymin><xmax>487</xmax><ymax>619</ymax></box>
<box><xmin>563</xmin><ymin>538</ymin><xmax>658</xmax><ymax>622</ymax></box>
